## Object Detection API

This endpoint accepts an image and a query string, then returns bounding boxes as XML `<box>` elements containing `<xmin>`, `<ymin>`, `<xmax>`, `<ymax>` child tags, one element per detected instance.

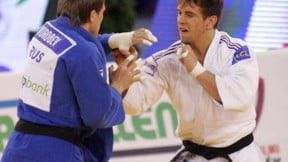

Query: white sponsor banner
<box><xmin>0</xmin><ymin>49</ymin><xmax>287</xmax><ymax>161</ymax></box>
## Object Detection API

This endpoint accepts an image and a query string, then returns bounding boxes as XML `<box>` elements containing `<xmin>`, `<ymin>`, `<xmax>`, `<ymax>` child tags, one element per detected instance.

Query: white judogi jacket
<box><xmin>124</xmin><ymin>30</ymin><xmax>259</xmax><ymax>147</ymax></box>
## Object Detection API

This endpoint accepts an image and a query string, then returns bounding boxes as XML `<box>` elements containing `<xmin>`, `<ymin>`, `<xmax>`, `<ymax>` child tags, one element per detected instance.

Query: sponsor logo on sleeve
<box><xmin>232</xmin><ymin>46</ymin><xmax>251</xmax><ymax>64</ymax></box>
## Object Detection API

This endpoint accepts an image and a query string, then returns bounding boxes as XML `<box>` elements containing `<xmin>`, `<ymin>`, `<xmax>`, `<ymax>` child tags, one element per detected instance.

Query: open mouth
<box><xmin>179</xmin><ymin>28</ymin><xmax>188</xmax><ymax>33</ymax></box>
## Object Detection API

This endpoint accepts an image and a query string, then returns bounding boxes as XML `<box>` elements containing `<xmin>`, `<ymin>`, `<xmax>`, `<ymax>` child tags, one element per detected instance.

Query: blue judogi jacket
<box><xmin>2</xmin><ymin>16</ymin><xmax>124</xmax><ymax>162</ymax></box>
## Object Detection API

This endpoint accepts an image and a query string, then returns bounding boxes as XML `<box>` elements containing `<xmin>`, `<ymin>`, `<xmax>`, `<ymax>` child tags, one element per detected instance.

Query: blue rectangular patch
<box><xmin>35</xmin><ymin>23</ymin><xmax>73</xmax><ymax>55</ymax></box>
<box><xmin>232</xmin><ymin>46</ymin><xmax>251</xmax><ymax>65</ymax></box>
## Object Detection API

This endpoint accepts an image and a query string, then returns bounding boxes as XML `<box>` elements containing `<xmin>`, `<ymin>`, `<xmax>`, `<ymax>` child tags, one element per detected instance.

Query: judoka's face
<box><xmin>177</xmin><ymin>3</ymin><xmax>212</xmax><ymax>45</ymax></box>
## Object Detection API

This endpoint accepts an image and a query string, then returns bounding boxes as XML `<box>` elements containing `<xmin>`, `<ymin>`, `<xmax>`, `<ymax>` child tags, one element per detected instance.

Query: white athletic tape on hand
<box><xmin>176</xmin><ymin>47</ymin><xmax>182</xmax><ymax>56</ymax></box>
<box><xmin>143</xmin><ymin>40</ymin><xmax>153</xmax><ymax>46</ymax></box>
<box><xmin>147</xmin><ymin>33</ymin><xmax>158</xmax><ymax>43</ymax></box>
<box><xmin>135</xmin><ymin>58</ymin><xmax>142</xmax><ymax>64</ymax></box>
<box><xmin>190</xmin><ymin>61</ymin><xmax>206</xmax><ymax>78</ymax></box>
<box><xmin>176</xmin><ymin>47</ymin><xmax>188</xmax><ymax>58</ymax></box>
<box><xmin>181</xmin><ymin>50</ymin><xmax>188</xmax><ymax>57</ymax></box>
<box><xmin>108</xmin><ymin>32</ymin><xmax>133</xmax><ymax>49</ymax></box>
<box><xmin>127</xmin><ymin>54</ymin><xmax>135</xmax><ymax>61</ymax></box>
<box><xmin>144</xmin><ymin>29</ymin><xmax>158</xmax><ymax>43</ymax></box>
<box><xmin>134</xmin><ymin>60</ymin><xmax>145</xmax><ymax>72</ymax></box>
<box><xmin>131</xmin><ymin>50</ymin><xmax>138</xmax><ymax>58</ymax></box>
<box><xmin>142</xmin><ymin>36</ymin><xmax>158</xmax><ymax>46</ymax></box>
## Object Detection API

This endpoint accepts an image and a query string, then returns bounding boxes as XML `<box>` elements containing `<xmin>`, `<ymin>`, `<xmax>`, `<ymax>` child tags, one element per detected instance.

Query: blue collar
<box><xmin>55</xmin><ymin>16</ymin><xmax>99</xmax><ymax>44</ymax></box>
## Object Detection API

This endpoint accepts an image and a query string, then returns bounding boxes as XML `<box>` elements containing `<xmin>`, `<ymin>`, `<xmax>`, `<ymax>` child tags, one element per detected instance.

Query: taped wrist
<box><xmin>190</xmin><ymin>62</ymin><xmax>205</xmax><ymax>78</ymax></box>
<box><xmin>108</xmin><ymin>32</ymin><xmax>133</xmax><ymax>49</ymax></box>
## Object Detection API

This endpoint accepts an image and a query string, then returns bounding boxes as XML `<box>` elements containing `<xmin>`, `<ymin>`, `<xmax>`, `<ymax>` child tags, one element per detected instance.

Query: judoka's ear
<box><xmin>205</xmin><ymin>15</ymin><xmax>217</xmax><ymax>30</ymax></box>
<box><xmin>89</xmin><ymin>10</ymin><xmax>97</xmax><ymax>23</ymax></box>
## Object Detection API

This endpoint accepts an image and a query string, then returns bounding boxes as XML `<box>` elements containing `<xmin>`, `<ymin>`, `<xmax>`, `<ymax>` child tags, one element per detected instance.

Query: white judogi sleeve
<box><xmin>123</xmin><ymin>50</ymin><xmax>168</xmax><ymax>115</ymax></box>
<box><xmin>215</xmin><ymin>44</ymin><xmax>259</xmax><ymax>111</ymax></box>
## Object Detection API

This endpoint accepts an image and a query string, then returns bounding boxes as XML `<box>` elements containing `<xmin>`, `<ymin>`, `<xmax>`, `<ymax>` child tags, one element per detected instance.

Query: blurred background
<box><xmin>0</xmin><ymin>0</ymin><xmax>288</xmax><ymax>71</ymax></box>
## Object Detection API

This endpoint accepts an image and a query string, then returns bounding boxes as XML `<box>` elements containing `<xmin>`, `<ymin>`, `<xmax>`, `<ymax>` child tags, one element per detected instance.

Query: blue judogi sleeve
<box><xmin>65</xmin><ymin>32</ymin><xmax>125</xmax><ymax>162</ymax></box>
<box><xmin>62</xmin><ymin>28</ymin><xmax>125</xmax><ymax>130</ymax></box>
<box><xmin>98</xmin><ymin>34</ymin><xmax>112</xmax><ymax>55</ymax></box>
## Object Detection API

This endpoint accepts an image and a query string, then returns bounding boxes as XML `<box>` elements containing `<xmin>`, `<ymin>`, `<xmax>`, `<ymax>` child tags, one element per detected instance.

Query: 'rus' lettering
<box><xmin>29</xmin><ymin>46</ymin><xmax>45</xmax><ymax>63</ymax></box>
